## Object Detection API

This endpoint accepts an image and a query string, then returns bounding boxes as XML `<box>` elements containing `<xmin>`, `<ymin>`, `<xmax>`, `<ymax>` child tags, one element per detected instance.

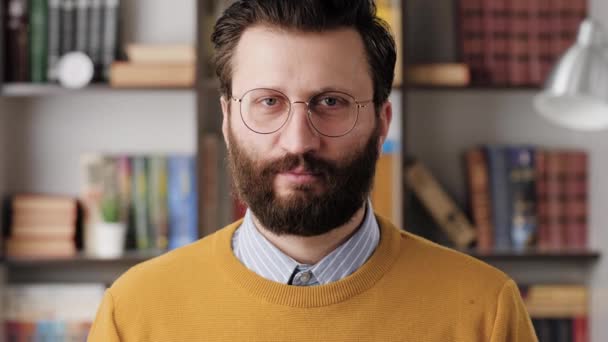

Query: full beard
<box><xmin>227</xmin><ymin>123</ymin><xmax>381</xmax><ymax>237</ymax></box>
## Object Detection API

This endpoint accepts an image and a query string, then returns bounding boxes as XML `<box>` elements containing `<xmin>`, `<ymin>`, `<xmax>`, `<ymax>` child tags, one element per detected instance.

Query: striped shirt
<box><xmin>232</xmin><ymin>201</ymin><xmax>380</xmax><ymax>286</ymax></box>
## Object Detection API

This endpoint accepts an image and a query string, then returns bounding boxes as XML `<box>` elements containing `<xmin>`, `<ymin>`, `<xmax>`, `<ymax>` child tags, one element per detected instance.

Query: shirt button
<box><xmin>299</xmin><ymin>271</ymin><xmax>311</xmax><ymax>283</ymax></box>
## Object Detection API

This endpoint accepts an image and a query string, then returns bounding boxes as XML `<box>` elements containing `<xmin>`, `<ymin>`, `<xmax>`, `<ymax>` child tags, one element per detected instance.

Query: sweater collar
<box><xmin>212</xmin><ymin>214</ymin><xmax>402</xmax><ymax>308</ymax></box>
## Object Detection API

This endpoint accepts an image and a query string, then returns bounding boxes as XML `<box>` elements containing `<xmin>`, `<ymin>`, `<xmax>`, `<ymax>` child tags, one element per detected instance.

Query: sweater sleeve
<box><xmin>489</xmin><ymin>279</ymin><xmax>538</xmax><ymax>342</ymax></box>
<box><xmin>87</xmin><ymin>289</ymin><xmax>121</xmax><ymax>342</ymax></box>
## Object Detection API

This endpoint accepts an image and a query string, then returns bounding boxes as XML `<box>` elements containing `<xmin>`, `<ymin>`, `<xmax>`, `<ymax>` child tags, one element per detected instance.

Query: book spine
<box><xmin>465</xmin><ymin>148</ymin><xmax>493</xmax><ymax>251</ymax></box>
<box><xmin>115</xmin><ymin>155</ymin><xmax>135</xmax><ymax>249</ymax></box>
<box><xmin>168</xmin><ymin>155</ymin><xmax>198</xmax><ymax>250</ymax></box>
<box><xmin>485</xmin><ymin>0</ymin><xmax>509</xmax><ymax>85</ymax></box>
<box><xmin>101</xmin><ymin>0</ymin><xmax>119</xmax><ymax>80</ymax></box>
<box><xmin>535</xmin><ymin>149</ymin><xmax>550</xmax><ymax>250</ymax></box>
<box><xmin>508</xmin><ymin>0</ymin><xmax>529</xmax><ymax>86</ymax></box>
<box><xmin>148</xmin><ymin>156</ymin><xmax>169</xmax><ymax>250</ymax></box>
<box><xmin>527</xmin><ymin>0</ymin><xmax>542</xmax><ymax>85</ymax></box>
<box><xmin>87</xmin><ymin>0</ymin><xmax>102</xmax><ymax>80</ymax></box>
<box><xmin>74</xmin><ymin>0</ymin><xmax>89</xmax><ymax>52</ymax></box>
<box><xmin>131</xmin><ymin>156</ymin><xmax>150</xmax><ymax>250</ymax></box>
<box><xmin>573</xmin><ymin>316</ymin><xmax>588</xmax><ymax>342</ymax></box>
<box><xmin>485</xmin><ymin>146</ymin><xmax>511</xmax><ymax>250</ymax></box>
<box><xmin>47</xmin><ymin>0</ymin><xmax>61</xmax><ymax>81</ymax></box>
<box><xmin>29</xmin><ymin>0</ymin><xmax>48</xmax><ymax>83</ymax></box>
<box><xmin>538</xmin><ymin>0</ymin><xmax>553</xmax><ymax>83</ymax></box>
<box><xmin>405</xmin><ymin>161</ymin><xmax>476</xmax><ymax>249</ymax></box>
<box><xmin>564</xmin><ymin>151</ymin><xmax>588</xmax><ymax>250</ymax></box>
<box><xmin>6</xmin><ymin>0</ymin><xmax>29</xmax><ymax>82</ymax></box>
<box><xmin>507</xmin><ymin>147</ymin><xmax>537</xmax><ymax>251</ymax></box>
<box><xmin>60</xmin><ymin>0</ymin><xmax>75</xmax><ymax>54</ymax></box>
<box><xmin>545</xmin><ymin>150</ymin><xmax>566</xmax><ymax>251</ymax></box>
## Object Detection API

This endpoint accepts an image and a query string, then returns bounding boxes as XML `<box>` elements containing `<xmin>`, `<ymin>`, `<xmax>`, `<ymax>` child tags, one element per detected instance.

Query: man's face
<box><xmin>222</xmin><ymin>25</ymin><xmax>392</xmax><ymax>236</ymax></box>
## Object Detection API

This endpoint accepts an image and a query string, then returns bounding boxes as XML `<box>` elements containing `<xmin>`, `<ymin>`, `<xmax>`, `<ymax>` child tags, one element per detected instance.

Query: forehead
<box><xmin>231</xmin><ymin>25</ymin><xmax>373</xmax><ymax>97</ymax></box>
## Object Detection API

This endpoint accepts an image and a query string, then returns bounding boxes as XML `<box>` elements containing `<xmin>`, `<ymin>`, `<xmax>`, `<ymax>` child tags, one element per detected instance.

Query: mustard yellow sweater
<box><xmin>88</xmin><ymin>216</ymin><xmax>537</xmax><ymax>341</ymax></box>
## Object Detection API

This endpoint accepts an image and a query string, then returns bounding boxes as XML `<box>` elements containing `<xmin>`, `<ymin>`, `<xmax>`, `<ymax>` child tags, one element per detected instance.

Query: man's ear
<box><xmin>221</xmin><ymin>96</ymin><xmax>230</xmax><ymax>148</ymax></box>
<box><xmin>377</xmin><ymin>101</ymin><xmax>393</xmax><ymax>153</ymax></box>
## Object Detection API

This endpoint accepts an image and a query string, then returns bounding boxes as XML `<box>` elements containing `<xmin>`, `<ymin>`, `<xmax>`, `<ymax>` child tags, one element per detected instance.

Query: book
<box><xmin>5</xmin><ymin>0</ymin><xmax>29</xmax><ymax>82</ymax></box>
<box><xmin>126</xmin><ymin>44</ymin><xmax>196</xmax><ymax>64</ymax></box>
<box><xmin>458</xmin><ymin>0</ymin><xmax>485</xmax><ymax>83</ymax></box>
<box><xmin>563</xmin><ymin>151</ymin><xmax>588</xmax><ymax>250</ymax></box>
<box><xmin>47</xmin><ymin>0</ymin><xmax>62</xmax><ymax>81</ymax></box>
<box><xmin>131</xmin><ymin>156</ymin><xmax>150</xmax><ymax>250</ymax></box>
<box><xmin>60</xmin><ymin>0</ymin><xmax>75</xmax><ymax>55</ymax></box>
<box><xmin>506</xmin><ymin>146</ymin><xmax>536</xmax><ymax>251</ymax></box>
<box><xmin>109</xmin><ymin>62</ymin><xmax>195</xmax><ymax>88</ymax></box>
<box><xmin>168</xmin><ymin>155</ymin><xmax>198</xmax><ymax>250</ymax></box>
<box><xmin>87</xmin><ymin>0</ymin><xmax>103</xmax><ymax>79</ymax></box>
<box><xmin>544</xmin><ymin>151</ymin><xmax>566</xmax><ymax>251</ymax></box>
<box><xmin>101</xmin><ymin>0</ymin><xmax>119</xmax><ymax>80</ymax></box>
<box><xmin>405</xmin><ymin>161</ymin><xmax>476</xmax><ymax>249</ymax></box>
<box><xmin>74</xmin><ymin>0</ymin><xmax>89</xmax><ymax>52</ymax></box>
<box><xmin>407</xmin><ymin>63</ymin><xmax>470</xmax><ymax>87</ymax></box>
<box><xmin>148</xmin><ymin>156</ymin><xmax>169</xmax><ymax>250</ymax></box>
<box><xmin>485</xmin><ymin>145</ymin><xmax>511</xmax><ymax>250</ymax></box>
<box><xmin>465</xmin><ymin>148</ymin><xmax>493</xmax><ymax>251</ymax></box>
<box><xmin>29</xmin><ymin>0</ymin><xmax>48</xmax><ymax>83</ymax></box>
<box><xmin>508</xmin><ymin>0</ymin><xmax>530</xmax><ymax>85</ymax></box>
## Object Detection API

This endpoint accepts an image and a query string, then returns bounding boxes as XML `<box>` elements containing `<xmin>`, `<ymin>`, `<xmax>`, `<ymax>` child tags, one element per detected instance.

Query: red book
<box><xmin>543</xmin><ymin>150</ymin><xmax>566</xmax><ymax>251</ymax></box>
<box><xmin>538</xmin><ymin>0</ymin><xmax>553</xmax><ymax>83</ymax></box>
<box><xmin>465</xmin><ymin>148</ymin><xmax>493</xmax><ymax>251</ymax></box>
<box><xmin>573</xmin><ymin>316</ymin><xmax>589</xmax><ymax>342</ymax></box>
<box><xmin>458</xmin><ymin>0</ymin><xmax>485</xmax><ymax>84</ymax></box>
<box><xmin>527</xmin><ymin>0</ymin><xmax>543</xmax><ymax>85</ymax></box>
<box><xmin>483</xmin><ymin>0</ymin><xmax>509</xmax><ymax>85</ymax></box>
<box><xmin>508</xmin><ymin>0</ymin><xmax>530</xmax><ymax>85</ymax></box>
<box><xmin>563</xmin><ymin>151</ymin><xmax>588</xmax><ymax>250</ymax></box>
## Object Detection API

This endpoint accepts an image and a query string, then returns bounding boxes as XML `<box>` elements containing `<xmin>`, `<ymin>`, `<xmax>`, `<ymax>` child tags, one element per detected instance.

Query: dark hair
<box><xmin>211</xmin><ymin>0</ymin><xmax>396</xmax><ymax>110</ymax></box>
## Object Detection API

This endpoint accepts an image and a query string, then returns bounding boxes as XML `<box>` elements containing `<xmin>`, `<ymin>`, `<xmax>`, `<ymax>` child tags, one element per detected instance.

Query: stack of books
<box><xmin>465</xmin><ymin>146</ymin><xmax>588</xmax><ymax>252</ymax></box>
<box><xmin>458</xmin><ymin>0</ymin><xmax>586</xmax><ymax>86</ymax></box>
<box><xmin>4</xmin><ymin>283</ymin><xmax>106</xmax><ymax>341</ymax></box>
<box><xmin>109</xmin><ymin>44</ymin><xmax>195</xmax><ymax>88</ymax></box>
<box><xmin>521</xmin><ymin>284</ymin><xmax>589</xmax><ymax>341</ymax></box>
<box><xmin>5</xmin><ymin>195</ymin><xmax>78</xmax><ymax>259</ymax></box>
<box><xmin>81</xmin><ymin>154</ymin><xmax>198</xmax><ymax>252</ymax></box>
<box><xmin>3</xmin><ymin>0</ymin><xmax>120</xmax><ymax>83</ymax></box>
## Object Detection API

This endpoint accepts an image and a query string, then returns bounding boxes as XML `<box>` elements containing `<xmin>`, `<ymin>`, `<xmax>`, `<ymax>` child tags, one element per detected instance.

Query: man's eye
<box><xmin>262</xmin><ymin>98</ymin><xmax>278</xmax><ymax>106</ymax></box>
<box><xmin>322</xmin><ymin>97</ymin><xmax>338</xmax><ymax>106</ymax></box>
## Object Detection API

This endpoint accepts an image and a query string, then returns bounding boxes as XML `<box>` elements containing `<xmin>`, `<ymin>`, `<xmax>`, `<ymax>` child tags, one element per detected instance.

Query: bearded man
<box><xmin>88</xmin><ymin>1</ymin><xmax>537</xmax><ymax>341</ymax></box>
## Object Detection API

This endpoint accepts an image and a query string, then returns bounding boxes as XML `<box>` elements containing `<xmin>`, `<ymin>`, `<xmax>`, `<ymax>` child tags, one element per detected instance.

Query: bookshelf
<box><xmin>403</xmin><ymin>0</ymin><xmax>607</xmax><ymax>340</ymax></box>
<box><xmin>0</xmin><ymin>0</ymin><xmax>605</xmax><ymax>340</ymax></box>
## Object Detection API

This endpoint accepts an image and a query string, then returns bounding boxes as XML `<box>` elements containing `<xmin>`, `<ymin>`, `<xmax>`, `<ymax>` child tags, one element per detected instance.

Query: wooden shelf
<box><xmin>0</xmin><ymin>83</ymin><xmax>195</xmax><ymax>96</ymax></box>
<box><xmin>406</xmin><ymin>85</ymin><xmax>541</xmax><ymax>91</ymax></box>
<box><xmin>4</xmin><ymin>249</ymin><xmax>164</xmax><ymax>267</ymax></box>
<box><xmin>465</xmin><ymin>249</ymin><xmax>601</xmax><ymax>262</ymax></box>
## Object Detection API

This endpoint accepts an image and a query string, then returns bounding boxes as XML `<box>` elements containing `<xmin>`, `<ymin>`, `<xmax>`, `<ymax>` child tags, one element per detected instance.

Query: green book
<box><xmin>131</xmin><ymin>156</ymin><xmax>150</xmax><ymax>250</ymax></box>
<box><xmin>29</xmin><ymin>0</ymin><xmax>48</xmax><ymax>83</ymax></box>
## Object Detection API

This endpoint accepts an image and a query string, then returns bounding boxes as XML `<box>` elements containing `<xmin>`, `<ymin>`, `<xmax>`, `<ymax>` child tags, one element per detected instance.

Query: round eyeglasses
<box><xmin>232</xmin><ymin>88</ymin><xmax>373</xmax><ymax>138</ymax></box>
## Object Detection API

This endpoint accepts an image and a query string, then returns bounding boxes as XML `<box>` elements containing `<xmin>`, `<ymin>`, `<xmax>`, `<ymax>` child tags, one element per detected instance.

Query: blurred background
<box><xmin>0</xmin><ymin>0</ymin><xmax>607</xmax><ymax>341</ymax></box>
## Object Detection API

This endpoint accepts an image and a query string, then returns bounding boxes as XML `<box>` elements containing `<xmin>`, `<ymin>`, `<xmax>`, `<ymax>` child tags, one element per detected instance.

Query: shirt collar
<box><xmin>232</xmin><ymin>200</ymin><xmax>380</xmax><ymax>285</ymax></box>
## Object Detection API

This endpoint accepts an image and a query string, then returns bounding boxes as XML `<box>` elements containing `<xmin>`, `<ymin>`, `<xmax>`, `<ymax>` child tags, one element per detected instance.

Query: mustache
<box><xmin>259</xmin><ymin>153</ymin><xmax>337</xmax><ymax>177</ymax></box>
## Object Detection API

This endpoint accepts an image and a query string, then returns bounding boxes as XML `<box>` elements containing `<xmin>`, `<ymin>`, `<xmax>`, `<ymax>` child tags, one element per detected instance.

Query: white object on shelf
<box><xmin>87</xmin><ymin>221</ymin><xmax>127</xmax><ymax>258</ymax></box>
<box><xmin>57</xmin><ymin>52</ymin><xmax>94</xmax><ymax>89</ymax></box>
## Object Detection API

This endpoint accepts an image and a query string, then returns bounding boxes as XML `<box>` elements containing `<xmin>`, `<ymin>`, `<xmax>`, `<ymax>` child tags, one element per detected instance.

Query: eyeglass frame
<box><xmin>231</xmin><ymin>88</ymin><xmax>374</xmax><ymax>138</ymax></box>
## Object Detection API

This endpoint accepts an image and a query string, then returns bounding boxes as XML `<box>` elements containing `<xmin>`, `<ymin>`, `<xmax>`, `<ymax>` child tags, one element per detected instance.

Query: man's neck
<box><xmin>252</xmin><ymin>205</ymin><xmax>367</xmax><ymax>265</ymax></box>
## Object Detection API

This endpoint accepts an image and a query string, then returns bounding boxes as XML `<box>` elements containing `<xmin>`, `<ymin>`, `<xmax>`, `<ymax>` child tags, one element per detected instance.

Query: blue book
<box><xmin>168</xmin><ymin>155</ymin><xmax>198</xmax><ymax>250</ymax></box>
<box><xmin>484</xmin><ymin>145</ymin><xmax>511</xmax><ymax>251</ymax></box>
<box><xmin>506</xmin><ymin>146</ymin><xmax>537</xmax><ymax>251</ymax></box>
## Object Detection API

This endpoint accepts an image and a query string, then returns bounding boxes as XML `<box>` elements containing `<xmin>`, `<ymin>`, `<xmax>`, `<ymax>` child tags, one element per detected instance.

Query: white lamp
<box><xmin>534</xmin><ymin>19</ymin><xmax>608</xmax><ymax>131</ymax></box>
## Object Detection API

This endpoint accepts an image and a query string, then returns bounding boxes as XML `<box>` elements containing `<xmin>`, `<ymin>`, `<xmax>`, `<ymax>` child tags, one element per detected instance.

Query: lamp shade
<box><xmin>534</xmin><ymin>19</ymin><xmax>608</xmax><ymax>131</ymax></box>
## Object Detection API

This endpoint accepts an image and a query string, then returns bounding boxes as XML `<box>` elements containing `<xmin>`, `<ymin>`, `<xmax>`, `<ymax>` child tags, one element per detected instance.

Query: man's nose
<box><xmin>277</xmin><ymin>102</ymin><xmax>321</xmax><ymax>155</ymax></box>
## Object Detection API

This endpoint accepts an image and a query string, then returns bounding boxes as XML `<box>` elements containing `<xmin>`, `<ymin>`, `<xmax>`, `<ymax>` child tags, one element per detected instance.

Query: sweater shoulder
<box><xmin>109</xmin><ymin>225</ymin><xmax>232</xmax><ymax>300</ymax></box>
<box><xmin>396</xmin><ymin>230</ymin><xmax>510</xmax><ymax>288</ymax></box>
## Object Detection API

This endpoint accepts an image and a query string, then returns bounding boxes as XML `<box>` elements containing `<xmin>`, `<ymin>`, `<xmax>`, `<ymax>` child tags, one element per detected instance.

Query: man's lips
<box><xmin>277</xmin><ymin>168</ymin><xmax>321</xmax><ymax>183</ymax></box>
